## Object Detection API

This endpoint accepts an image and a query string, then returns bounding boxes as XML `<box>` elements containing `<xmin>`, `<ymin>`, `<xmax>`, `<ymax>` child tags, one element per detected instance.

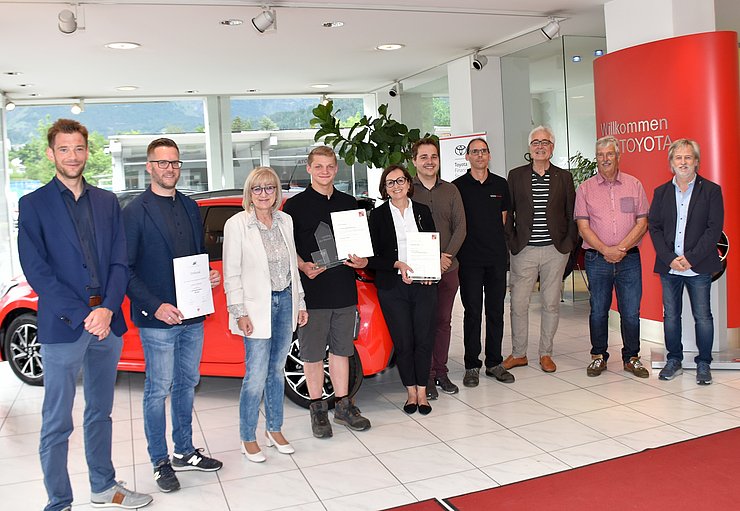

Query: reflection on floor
<box><xmin>2</xmin><ymin>297</ymin><xmax>740</xmax><ymax>510</ymax></box>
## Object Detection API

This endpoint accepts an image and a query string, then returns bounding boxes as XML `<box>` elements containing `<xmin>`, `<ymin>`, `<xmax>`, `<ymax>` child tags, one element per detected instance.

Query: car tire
<box><xmin>284</xmin><ymin>335</ymin><xmax>363</xmax><ymax>409</ymax></box>
<box><xmin>4</xmin><ymin>313</ymin><xmax>44</xmax><ymax>386</ymax></box>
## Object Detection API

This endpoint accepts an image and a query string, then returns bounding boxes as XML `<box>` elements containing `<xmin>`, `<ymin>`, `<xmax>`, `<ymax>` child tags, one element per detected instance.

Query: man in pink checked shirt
<box><xmin>574</xmin><ymin>135</ymin><xmax>650</xmax><ymax>379</ymax></box>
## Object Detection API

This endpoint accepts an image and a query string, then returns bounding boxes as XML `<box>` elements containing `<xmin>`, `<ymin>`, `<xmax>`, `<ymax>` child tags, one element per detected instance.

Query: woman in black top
<box><xmin>366</xmin><ymin>165</ymin><xmax>438</xmax><ymax>415</ymax></box>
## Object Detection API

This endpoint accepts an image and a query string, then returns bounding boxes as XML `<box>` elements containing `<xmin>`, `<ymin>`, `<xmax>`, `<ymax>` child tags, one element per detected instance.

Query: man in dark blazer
<box><xmin>18</xmin><ymin>119</ymin><xmax>152</xmax><ymax>510</ymax></box>
<box><xmin>504</xmin><ymin>126</ymin><xmax>577</xmax><ymax>373</ymax></box>
<box><xmin>124</xmin><ymin>138</ymin><xmax>222</xmax><ymax>493</ymax></box>
<box><xmin>648</xmin><ymin>138</ymin><xmax>724</xmax><ymax>385</ymax></box>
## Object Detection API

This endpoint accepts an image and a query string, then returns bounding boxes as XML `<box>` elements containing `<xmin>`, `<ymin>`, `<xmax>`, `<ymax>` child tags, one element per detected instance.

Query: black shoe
<box><xmin>485</xmin><ymin>365</ymin><xmax>515</xmax><ymax>383</ymax></box>
<box><xmin>403</xmin><ymin>401</ymin><xmax>418</xmax><ymax>414</ymax></box>
<box><xmin>154</xmin><ymin>460</ymin><xmax>180</xmax><ymax>493</ymax></box>
<box><xmin>310</xmin><ymin>400</ymin><xmax>334</xmax><ymax>438</ymax></box>
<box><xmin>172</xmin><ymin>448</ymin><xmax>223</xmax><ymax>472</ymax></box>
<box><xmin>463</xmin><ymin>368</ymin><xmax>480</xmax><ymax>387</ymax></box>
<box><xmin>334</xmin><ymin>397</ymin><xmax>372</xmax><ymax>431</ymax></box>
<box><xmin>435</xmin><ymin>375</ymin><xmax>459</xmax><ymax>394</ymax></box>
<box><xmin>426</xmin><ymin>377</ymin><xmax>439</xmax><ymax>400</ymax></box>
<box><xmin>418</xmin><ymin>403</ymin><xmax>432</xmax><ymax>415</ymax></box>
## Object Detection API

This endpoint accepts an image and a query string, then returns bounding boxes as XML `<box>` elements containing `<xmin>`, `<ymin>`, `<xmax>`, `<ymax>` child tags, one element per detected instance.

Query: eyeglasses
<box><xmin>251</xmin><ymin>185</ymin><xmax>277</xmax><ymax>195</ymax></box>
<box><xmin>529</xmin><ymin>140</ymin><xmax>553</xmax><ymax>147</ymax></box>
<box><xmin>384</xmin><ymin>176</ymin><xmax>408</xmax><ymax>188</ymax></box>
<box><xmin>149</xmin><ymin>160</ymin><xmax>183</xmax><ymax>169</ymax></box>
<box><xmin>468</xmin><ymin>148</ymin><xmax>489</xmax><ymax>156</ymax></box>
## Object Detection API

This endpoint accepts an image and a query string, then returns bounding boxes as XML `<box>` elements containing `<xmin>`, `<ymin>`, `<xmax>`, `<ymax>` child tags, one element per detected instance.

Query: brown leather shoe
<box><xmin>539</xmin><ymin>355</ymin><xmax>557</xmax><ymax>373</ymax></box>
<box><xmin>502</xmin><ymin>355</ymin><xmax>528</xmax><ymax>370</ymax></box>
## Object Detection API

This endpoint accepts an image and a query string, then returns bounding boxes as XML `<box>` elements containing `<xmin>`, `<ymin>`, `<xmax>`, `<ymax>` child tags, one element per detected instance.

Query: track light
<box><xmin>388</xmin><ymin>82</ymin><xmax>402</xmax><ymax>98</ymax></box>
<box><xmin>251</xmin><ymin>8</ymin><xmax>277</xmax><ymax>33</ymax></box>
<box><xmin>320</xmin><ymin>94</ymin><xmax>330</xmax><ymax>106</ymax></box>
<box><xmin>71</xmin><ymin>100</ymin><xmax>84</xmax><ymax>115</ymax></box>
<box><xmin>472</xmin><ymin>52</ymin><xmax>488</xmax><ymax>71</ymax></box>
<box><xmin>58</xmin><ymin>9</ymin><xmax>77</xmax><ymax>34</ymax></box>
<box><xmin>3</xmin><ymin>96</ymin><xmax>16</xmax><ymax>111</ymax></box>
<box><xmin>540</xmin><ymin>19</ymin><xmax>560</xmax><ymax>40</ymax></box>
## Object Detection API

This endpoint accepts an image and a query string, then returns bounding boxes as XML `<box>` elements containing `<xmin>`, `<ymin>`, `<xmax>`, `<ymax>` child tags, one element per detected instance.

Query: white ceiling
<box><xmin>0</xmin><ymin>0</ymin><xmax>611</xmax><ymax>103</ymax></box>
<box><xmin>0</xmin><ymin>0</ymin><xmax>737</xmax><ymax>104</ymax></box>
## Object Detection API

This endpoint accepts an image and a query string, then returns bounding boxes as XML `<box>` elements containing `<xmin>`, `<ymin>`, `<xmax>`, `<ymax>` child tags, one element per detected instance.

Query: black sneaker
<box><xmin>153</xmin><ymin>460</ymin><xmax>180</xmax><ymax>493</ymax></box>
<box><xmin>310</xmin><ymin>400</ymin><xmax>333</xmax><ymax>438</ymax></box>
<box><xmin>463</xmin><ymin>368</ymin><xmax>479</xmax><ymax>387</ymax></box>
<box><xmin>171</xmin><ymin>448</ymin><xmax>223</xmax><ymax>472</ymax></box>
<box><xmin>485</xmin><ymin>364</ymin><xmax>515</xmax><ymax>383</ymax></box>
<box><xmin>696</xmin><ymin>361</ymin><xmax>712</xmax><ymax>385</ymax></box>
<box><xmin>435</xmin><ymin>375</ymin><xmax>459</xmax><ymax>394</ymax></box>
<box><xmin>426</xmin><ymin>376</ymin><xmax>439</xmax><ymax>400</ymax></box>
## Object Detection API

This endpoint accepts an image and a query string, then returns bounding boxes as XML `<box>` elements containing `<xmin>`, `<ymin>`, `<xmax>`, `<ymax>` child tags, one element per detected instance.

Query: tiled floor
<box><xmin>3</xmin><ymin>295</ymin><xmax>740</xmax><ymax>510</ymax></box>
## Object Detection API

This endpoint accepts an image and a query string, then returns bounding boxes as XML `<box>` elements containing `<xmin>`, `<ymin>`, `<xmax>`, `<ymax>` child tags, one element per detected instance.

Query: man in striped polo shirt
<box><xmin>504</xmin><ymin>126</ymin><xmax>577</xmax><ymax>373</ymax></box>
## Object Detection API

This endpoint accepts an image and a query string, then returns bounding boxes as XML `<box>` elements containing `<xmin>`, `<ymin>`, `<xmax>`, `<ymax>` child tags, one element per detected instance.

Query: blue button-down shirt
<box><xmin>670</xmin><ymin>176</ymin><xmax>698</xmax><ymax>276</ymax></box>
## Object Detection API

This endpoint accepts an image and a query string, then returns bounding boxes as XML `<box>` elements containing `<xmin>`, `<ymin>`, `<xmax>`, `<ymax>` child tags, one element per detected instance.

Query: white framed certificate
<box><xmin>330</xmin><ymin>209</ymin><xmax>374</xmax><ymax>259</ymax></box>
<box><xmin>406</xmin><ymin>232</ymin><xmax>441</xmax><ymax>281</ymax></box>
<box><xmin>173</xmin><ymin>253</ymin><xmax>215</xmax><ymax>319</ymax></box>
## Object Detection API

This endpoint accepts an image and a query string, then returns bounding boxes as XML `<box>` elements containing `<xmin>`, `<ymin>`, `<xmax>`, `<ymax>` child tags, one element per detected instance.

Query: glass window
<box><xmin>202</xmin><ymin>205</ymin><xmax>242</xmax><ymax>261</ymax></box>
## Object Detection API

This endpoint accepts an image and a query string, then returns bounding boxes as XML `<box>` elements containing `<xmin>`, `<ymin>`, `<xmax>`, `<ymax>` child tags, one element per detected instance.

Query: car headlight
<box><xmin>0</xmin><ymin>280</ymin><xmax>18</xmax><ymax>298</ymax></box>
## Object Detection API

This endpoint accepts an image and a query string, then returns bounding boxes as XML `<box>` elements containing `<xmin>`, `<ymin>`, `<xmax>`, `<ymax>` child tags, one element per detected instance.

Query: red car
<box><xmin>0</xmin><ymin>190</ymin><xmax>394</xmax><ymax>408</ymax></box>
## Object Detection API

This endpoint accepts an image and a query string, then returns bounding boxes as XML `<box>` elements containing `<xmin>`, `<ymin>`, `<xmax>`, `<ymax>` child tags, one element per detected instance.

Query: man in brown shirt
<box><xmin>411</xmin><ymin>138</ymin><xmax>466</xmax><ymax>399</ymax></box>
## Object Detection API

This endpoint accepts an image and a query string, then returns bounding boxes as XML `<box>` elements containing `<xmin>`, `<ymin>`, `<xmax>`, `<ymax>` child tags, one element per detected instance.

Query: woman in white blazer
<box><xmin>223</xmin><ymin>167</ymin><xmax>308</xmax><ymax>463</ymax></box>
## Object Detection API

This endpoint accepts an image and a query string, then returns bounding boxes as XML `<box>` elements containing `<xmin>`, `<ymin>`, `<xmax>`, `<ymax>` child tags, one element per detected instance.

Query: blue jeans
<box><xmin>240</xmin><ymin>287</ymin><xmax>293</xmax><ymax>442</ymax></box>
<box><xmin>140</xmin><ymin>322</ymin><xmax>204</xmax><ymax>465</ymax></box>
<box><xmin>660</xmin><ymin>273</ymin><xmax>714</xmax><ymax>364</ymax></box>
<box><xmin>40</xmin><ymin>331</ymin><xmax>122</xmax><ymax>511</ymax></box>
<box><xmin>584</xmin><ymin>250</ymin><xmax>642</xmax><ymax>362</ymax></box>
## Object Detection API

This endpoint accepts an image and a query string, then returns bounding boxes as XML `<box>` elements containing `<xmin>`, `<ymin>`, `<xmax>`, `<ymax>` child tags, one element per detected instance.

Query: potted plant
<box><xmin>568</xmin><ymin>151</ymin><xmax>597</xmax><ymax>188</ymax></box>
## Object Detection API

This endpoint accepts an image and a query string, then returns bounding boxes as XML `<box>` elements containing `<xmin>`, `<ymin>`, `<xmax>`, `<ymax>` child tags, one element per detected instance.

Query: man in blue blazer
<box><xmin>124</xmin><ymin>138</ymin><xmax>222</xmax><ymax>493</ymax></box>
<box><xmin>648</xmin><ymin>138</ymin><xmax>724</xmax><ymax>385</ymax></box>
<box><xmin>18</xmin><ymin>119</ymin><xmax>152</xmax><ymax>510</ymax></box>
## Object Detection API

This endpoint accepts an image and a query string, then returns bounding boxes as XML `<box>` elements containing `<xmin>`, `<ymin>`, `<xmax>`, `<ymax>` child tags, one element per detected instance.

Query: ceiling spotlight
<box><xmin>220</xmin><ymin>19</ymin><xmax>243</xmax><ymax>26</ymax></box>
<box><xmin>472</xmin><ymin>51</ymin><xmax>488</xmax><ymax>71</ymax></box>
<box><xmin>105</xmin><ymin>42</ymin><xmax>140</xmax><ymax>50</ymax></box>
<box><xmin>322</xmin><ymin>21</ymin><xmax>344</xmax><ymax>28</ymax></box>
<box><xmin>116</xmin><ymin>85</ymin><xmax>139</xmax><ymax>91</ymax></box>
<box><xmin>58</xmin><ymin>9</ymin><xmax>77</xmax><ymax>34</ymax></box>
<box><xmin>310</xmin><ymin>83</ymin><xmax>331</xmax><ymax>89</ymax></box>
<box><xmin>70</xmin><ymin>100</ymin><xmax>84</xmax><ymax>115</ymax></box>
<box><xmin>571</xmin><ymin>55</ymin><xmax>582</xmax><ymax>63</ymax></box>
<box><xmin>252</xmin><ymin>8</ymin><xmax>277</xmax><ymax>33</ymax></box>
<box><xmin>388</xmin><ymin>82</ymin><xmax>402</xmax><ymax>98</ymax></box>
<box><xmin>540</xmin><ymin>19</ymin><xmax>560</xmax><ymax>40</ymax></box>
<box><xmin>594</xmin><ymin>49</ymin><xmax>604</xmax><ymax>57</ymax></box>
<box><xmin>376</xmin><ymin>43</ymin><xmax>404</xmax><ymax>51</ymax></box>
<box><xmin>4</xmin><ymin>99</ymin><xmax>16</xmax><ymax>111</ymax></box>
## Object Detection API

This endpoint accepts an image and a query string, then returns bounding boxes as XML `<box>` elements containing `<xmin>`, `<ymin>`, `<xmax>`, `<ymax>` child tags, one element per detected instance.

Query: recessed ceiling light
<box><xmin>105</xmin><ymin>42</ymin><xmax>140</xmax><ymax>50</ymax></box>
<box><xmin>185</xmin><ymin>90</ymin><xmax>199</xmax><ymax>94</ymax></box>
<box><xmin>571</xmin><ymin>55</ymin><xmax>582</xmax><ymax>62</ymax></box>
<box><xmin>246</xmin><ymin>89</ymin><xmax>259</xmax><ymax>93</ymax></box>
<box><xmin>310</xmin><ymin>84</ymin><xmax>331</xmax><ymax>89</ymax></box>
<box><xmin>116</xmin><ymin>85</ymin><xmax>139</xmax><ymax>91</ymax></box>
<box><xmin>221</xmin><ymin>19</ymin><xmax>243</xmax><ymax>26</ymax></box>
<box><xmin>28</xmin><ymin>93</ymin><xmax>38</xmax><ymax>97</ymax></box>
<box><xmin>376</xmin><ymin>43</ymin><xmax>404</xmax><ymax>51</ymax></box>
<box><xmin>18</xmin><ymin>83</ymin><xmax>34</xmax><ymax>87</ymax></box>
<box><xmin>594</xmin><ymin>49</ymin><xmax>604</xmax><ymax>56</ymax></box>
<box><xmin>322</xmin><ymin>21</ymin><xmax>344</xmax><ymax>28</ymax></box>
<box><xmin>571</xmin><ymin>95</ymin><xmax>585</xmax><ymax>99</ymax></box>
<box><xmin>3</xmin><ymin>71</ymin><xmax>22</xmax><ymax>76</ymax></box>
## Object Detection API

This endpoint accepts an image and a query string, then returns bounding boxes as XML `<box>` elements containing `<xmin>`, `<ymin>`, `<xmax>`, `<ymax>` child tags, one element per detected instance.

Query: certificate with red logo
<box><xmin>406</xmin><ymin>232</ymin><xmax>441</xmax><ymax>281</ymax></box>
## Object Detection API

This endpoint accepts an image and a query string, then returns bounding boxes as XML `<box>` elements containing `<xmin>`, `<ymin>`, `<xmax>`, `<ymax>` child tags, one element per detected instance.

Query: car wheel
<box><xmin>4</xmin><ymin>313</ymin><xmax>44</xmax><ymax>386</ymax></box>
<box><xmin>284</xmin><ymin>336</ymin><xmax>363</xmax><ymax>409</ymax></box>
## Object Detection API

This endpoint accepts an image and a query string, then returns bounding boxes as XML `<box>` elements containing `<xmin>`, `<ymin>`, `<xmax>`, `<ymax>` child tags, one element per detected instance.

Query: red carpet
<box><xmin>387</xmin><ymin>427</ymin><xmax>739</xmax><ymax>511</ymax></box>
<box><xmin>385</xmin><ymin>499</ymin><xmax>447</xmax><ymax>511</ymax></box>
<box><xmin>448</xmin><ymin>427</ymin><xmax>739</xmax><ymax>510</ymax></box>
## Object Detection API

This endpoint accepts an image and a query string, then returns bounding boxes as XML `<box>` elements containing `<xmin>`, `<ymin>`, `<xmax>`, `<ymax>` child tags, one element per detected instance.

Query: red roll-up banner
<box><xmin>594</xmin><ymin>31</ymin><xmax>740</xmax><ymax>325</ymax></box>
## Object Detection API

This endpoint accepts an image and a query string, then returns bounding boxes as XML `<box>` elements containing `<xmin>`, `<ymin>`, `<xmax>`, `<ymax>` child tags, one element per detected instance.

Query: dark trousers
<box><xmin>377</xmin><ymin>280</ymin><xmax>438</xmax><ymax>387</ymax></box>
<box><xmin>458</xmin><ymin>264</ymin><xmax>506</xmax><ymax>369</ymax></box>
<box><xmin>430</xmin><ymin>268</ymin><xmax>460</xmax><ymax>378</ymax></box>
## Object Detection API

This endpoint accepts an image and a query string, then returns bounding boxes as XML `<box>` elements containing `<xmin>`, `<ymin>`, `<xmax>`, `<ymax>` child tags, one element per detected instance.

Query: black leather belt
<box><xmin>89</xmin><ymin>295</ymin><xmax>102</xmax><ymax>307</ymax></box>
<box><xmin>586</xmin><ymin>247</ymin><xmax>639</xmax><ymax>256</ymax></box>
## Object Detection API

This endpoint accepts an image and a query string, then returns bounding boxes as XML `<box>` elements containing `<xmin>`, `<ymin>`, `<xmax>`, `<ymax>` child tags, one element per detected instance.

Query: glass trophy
<box><xmin>311</xmin><ymin>221</ymin><xmax>346</xmax><ymax>268</ymax></box>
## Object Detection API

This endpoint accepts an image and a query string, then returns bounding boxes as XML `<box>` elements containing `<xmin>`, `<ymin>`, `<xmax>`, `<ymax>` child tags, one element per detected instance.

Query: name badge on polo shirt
<box><xmin>489</xmin><ymin>194</ymin><xmax>503</xmax><ymax>199</ymax></box>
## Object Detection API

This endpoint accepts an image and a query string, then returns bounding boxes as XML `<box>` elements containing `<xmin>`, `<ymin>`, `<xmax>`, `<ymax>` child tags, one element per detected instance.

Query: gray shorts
<box><xmin>298</xmin><ymin>305</ymin><xmax>356</xmax><ymax>362</ymax></box>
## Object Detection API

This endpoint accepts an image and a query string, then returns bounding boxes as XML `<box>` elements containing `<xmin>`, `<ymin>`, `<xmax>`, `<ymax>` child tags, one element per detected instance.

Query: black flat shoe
<box><xmin>403</xmin><ymin>401</ymin><xmax>418</xmax><ymax>414</ymax></box>
<box><xmin>418</xmin><ymin>403</ymin><xmax>432</xmax><ymax>415</ymax></box>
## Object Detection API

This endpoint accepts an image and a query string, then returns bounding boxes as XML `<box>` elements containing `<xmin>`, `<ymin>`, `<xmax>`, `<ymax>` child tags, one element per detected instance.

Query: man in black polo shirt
<box><xmin>282</xmin><ymin>146</ymin><xmax>371</xmax><ymax>438</ymax></box>
<box><xmin>453</xmin><ymin>138</ymin><xmax>514</xmax><ymax>387</ymax></box>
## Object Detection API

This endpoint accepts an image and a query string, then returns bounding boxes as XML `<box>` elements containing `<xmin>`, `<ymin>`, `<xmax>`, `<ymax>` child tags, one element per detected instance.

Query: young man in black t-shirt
<box><xmin>282</xmin><ymin>146</ymin><xmax>371</xmax><ymax>438</ymax></box>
